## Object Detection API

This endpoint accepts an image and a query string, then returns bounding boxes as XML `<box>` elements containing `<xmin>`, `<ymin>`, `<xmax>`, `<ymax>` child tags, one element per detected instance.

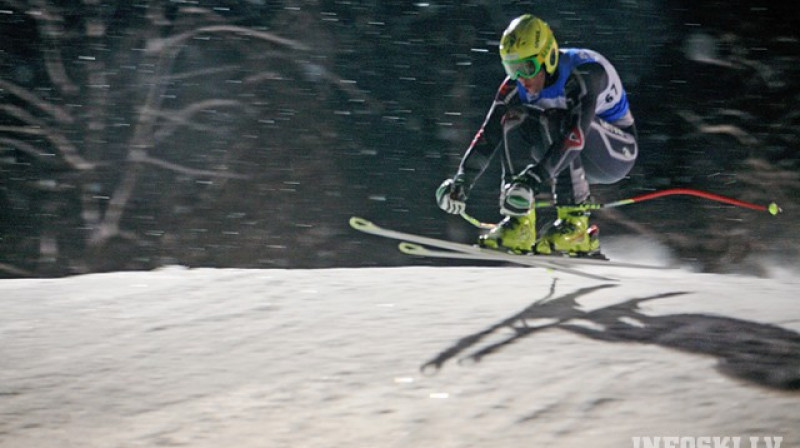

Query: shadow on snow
<box><xmin>421</xmin><ymin>280</ymin><xmax>800</xmax><ymax>391</ymax></box>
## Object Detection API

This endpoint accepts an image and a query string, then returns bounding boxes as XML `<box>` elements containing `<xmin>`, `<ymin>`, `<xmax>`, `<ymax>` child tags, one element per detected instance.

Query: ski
<box><xmin>397</xmin><ymin>242</ymin><xmax>670</xmax><ymax>271</ymax></box>
<box><xmin>397</xmin><ymin>242</ymin><xmax>619</xmax><ymax>281</ymax></box>
<box><xmin>349</xmin><ymin>216</ymin><xmax>625</xmax><ymax>281</ymax></box>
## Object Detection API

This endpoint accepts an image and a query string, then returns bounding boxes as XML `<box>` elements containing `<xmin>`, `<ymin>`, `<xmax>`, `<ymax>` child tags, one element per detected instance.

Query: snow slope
<box><xmin>1</xmin><ymin>264</ymin><xmax>798</xmax><ymax>448</ymax></box>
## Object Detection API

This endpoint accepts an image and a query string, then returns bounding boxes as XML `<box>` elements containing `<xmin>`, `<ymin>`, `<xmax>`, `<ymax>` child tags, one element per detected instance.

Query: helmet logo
<box><xmin>506</xmin><ymin>33</ymin><xmax>517</xmax><ymax>50</ymax></box>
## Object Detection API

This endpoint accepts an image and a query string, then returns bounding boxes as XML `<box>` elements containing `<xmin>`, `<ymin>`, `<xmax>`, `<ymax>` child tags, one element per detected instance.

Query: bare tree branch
<box><xmin>0</xmin><ymin>125</ymin><xmax>94</xmax><ymax>169</ymax></box>
<box><xmin>0</xmin><ymin>137</ymin><xmax>54</xmax><ymax>159</ymax></box>
<box><xmin>129</xmin><ymin>148</ymin><xmax>249</xmax><ymax>179</ymax></box>
<box><xmin>145</xmin><ymin>99</ymin><xmax>245</xmax><ymax>140</ymax></box>
<box><xmin>29</xmin><ymin>0</ymin><xmax>80</xmax><ymax>94</ymax></box>
<box><xmin>145</xmin><ymin>25</ymin><xmax>310</xmax><ymax>54</ymax></box>
<box><xmin>677</xmin><ymin>110</ymin><xmax>759</xmax><ymax>146</ymax></box>
<box><xmin>741</xmin><ymin>158</ymin><xmax>800</xmax><ymax>189</ymax></box>
<box><xmin>165</xmin><ymin>65</ymin><xmax>241</xmax><ymax>81</ymax></box>
<box><xmin>91</xmin><ymin>17</ymin><xmax>307</xmax><ymax>247</ymax></box>
<box><xmin>0</xmin><ymin>262</ymin><xmax>33</xmax><ymax>277</ymax></box>
<box><xmin>88</xmin><ymin>4</ymin><xmax>180</xmax><ymax>246</ymax></box>
<box><xmin>1</xmin><ymin>103</ymin><xmax>50</xmax><ymax>126</ymax></box>
<box><xmin>88</xmin><ymin>162</ymin><xmax>141</xmax><ymax>246</ymax></box>
<box><xmin>0</xmin><ymin>79</ymin><xmax>74</xmax><ymax>123</ymax></box>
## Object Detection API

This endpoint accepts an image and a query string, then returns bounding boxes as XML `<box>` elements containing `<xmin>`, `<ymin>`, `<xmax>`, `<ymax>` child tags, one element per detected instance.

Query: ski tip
<box><xmin>349</xmin><ymin>216</ymin><xmax>375</xmax><ymax>230</ymax></box>
<box><xmin>398</xmin><ymin>242</ymin><xmax>423</xmax><ymax>255</ymax></box>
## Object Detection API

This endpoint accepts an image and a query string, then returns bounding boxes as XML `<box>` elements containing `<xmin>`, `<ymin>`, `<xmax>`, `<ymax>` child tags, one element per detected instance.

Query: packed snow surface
<box><xmin>1</xmin><ymin>264</ymin><xmax>798</xmax><ymax>447</ymax></box>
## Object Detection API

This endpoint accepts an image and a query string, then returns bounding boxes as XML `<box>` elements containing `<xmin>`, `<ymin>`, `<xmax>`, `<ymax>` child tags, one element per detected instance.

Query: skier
<box><xmin>435</xmin><ymin>14</ymin><xmax>638</xmax><ymax>256</ymax></box>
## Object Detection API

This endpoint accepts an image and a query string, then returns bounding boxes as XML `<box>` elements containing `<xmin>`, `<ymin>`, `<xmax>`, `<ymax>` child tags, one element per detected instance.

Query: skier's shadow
<box><xmin>421</xmin><ymin>280</ymin><xmax>800</xmax><ymax>391</ymax></box>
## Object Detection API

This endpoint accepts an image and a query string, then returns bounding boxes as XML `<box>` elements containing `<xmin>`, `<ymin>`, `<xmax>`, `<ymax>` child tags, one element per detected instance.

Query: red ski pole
<box><xmin>460</xmin><ymin>187</ymin><xmax>782</xmax><ymax>229</ymax></box>
<box><xmin>587</xmin><ymin>188</ymin><xmax>782</xmax><ymax>214</ymax></box>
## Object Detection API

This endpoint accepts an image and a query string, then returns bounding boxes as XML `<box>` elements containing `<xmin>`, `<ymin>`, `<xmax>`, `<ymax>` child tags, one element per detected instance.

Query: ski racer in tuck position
<box><xmin>435</xmin><ymin>14</ymin><xmax>639</xmax><ymax>257</ymax></box>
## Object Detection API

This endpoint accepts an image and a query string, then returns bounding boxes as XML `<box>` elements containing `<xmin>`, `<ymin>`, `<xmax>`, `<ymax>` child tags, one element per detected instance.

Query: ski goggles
<box><xmin>502</xmin><ymin>55</ymin><xmax>545</xmax><ymax>80</ymax></box>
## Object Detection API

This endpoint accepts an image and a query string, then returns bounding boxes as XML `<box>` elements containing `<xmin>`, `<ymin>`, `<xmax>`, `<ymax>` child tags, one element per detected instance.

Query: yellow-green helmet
<box><xmin>499</xmin><ymin>14</ymin><xmax>559</xmax><ymax>79</ymax></box>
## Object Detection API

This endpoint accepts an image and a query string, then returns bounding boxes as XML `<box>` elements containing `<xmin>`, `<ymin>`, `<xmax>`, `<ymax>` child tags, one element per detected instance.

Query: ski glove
<box><xmin>435</xmin><ymin>176</ymin><xmax>468</xmax><ymax>214</ymax></box>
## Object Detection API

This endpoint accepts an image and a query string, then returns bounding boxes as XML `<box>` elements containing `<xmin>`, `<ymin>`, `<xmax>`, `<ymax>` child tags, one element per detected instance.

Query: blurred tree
<box><xmin>0</xmin><ymin>0</ymin><xmax>348</xmax><ymax>274</ymax></box>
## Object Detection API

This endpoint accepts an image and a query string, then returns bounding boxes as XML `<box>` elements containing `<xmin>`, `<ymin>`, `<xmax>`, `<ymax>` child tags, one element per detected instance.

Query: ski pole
<box><xmin>593</xmin><ymin>188</ymin><xmax>782</xmax><ymax>214</ymax></box>
<box><xmin>459</xmin><ymin>187</ymin><xmax>782</xmax><ymax>229</ymax></box>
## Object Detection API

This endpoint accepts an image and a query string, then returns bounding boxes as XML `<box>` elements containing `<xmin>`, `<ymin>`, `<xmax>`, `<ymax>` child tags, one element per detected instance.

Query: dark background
<box><xmin>1</xmin><ymin>0</ymin><xmax>797</xmax><ymax>278</ymax></box>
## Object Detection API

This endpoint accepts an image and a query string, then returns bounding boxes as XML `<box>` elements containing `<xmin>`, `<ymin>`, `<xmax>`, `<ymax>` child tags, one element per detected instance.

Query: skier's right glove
<box><xmin>435</xmin><ymin>176</ymin><xmax>468</xmax><ymax>215</ymax></box>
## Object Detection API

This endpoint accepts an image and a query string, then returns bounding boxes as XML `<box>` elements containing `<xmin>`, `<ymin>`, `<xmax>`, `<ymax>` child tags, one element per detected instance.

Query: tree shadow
<box><xmin>421</xmin><ymin>279</ymin><xmax>800</xmax><ymax>391</ymax></box>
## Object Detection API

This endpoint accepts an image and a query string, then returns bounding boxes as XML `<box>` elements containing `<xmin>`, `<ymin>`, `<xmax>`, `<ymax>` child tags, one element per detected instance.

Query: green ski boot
<box><xmin>535</xmin><ymin>206</ymin><xmax>601</xmax><ymax>257</ymax></box>
<box><xmin>478</xmin><ymin>209</ymin><xmax>537</xmax><ymax>253</ymax></box>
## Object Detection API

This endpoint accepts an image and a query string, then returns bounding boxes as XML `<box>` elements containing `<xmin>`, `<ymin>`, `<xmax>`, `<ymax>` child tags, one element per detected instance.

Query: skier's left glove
<box><xmin>435</xmin><ymin>175</ymin><xmax>468</xmax><ymax>214</ymax></box>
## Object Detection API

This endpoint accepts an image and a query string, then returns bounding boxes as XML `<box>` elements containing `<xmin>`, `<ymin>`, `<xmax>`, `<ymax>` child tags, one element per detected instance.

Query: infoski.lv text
<box><xmin>631</xmin><ymin>436</ymin><xmax>783</xmax><ymax>448</ymax></box>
